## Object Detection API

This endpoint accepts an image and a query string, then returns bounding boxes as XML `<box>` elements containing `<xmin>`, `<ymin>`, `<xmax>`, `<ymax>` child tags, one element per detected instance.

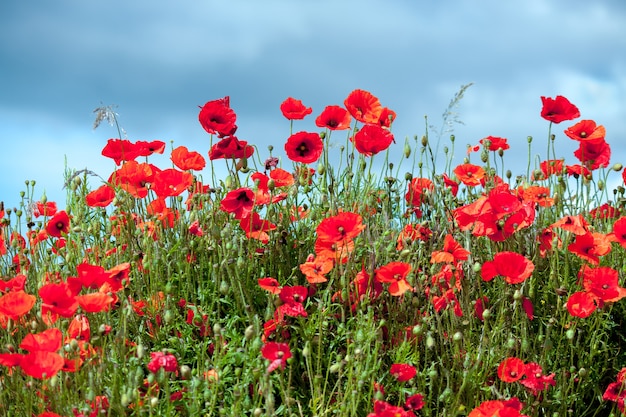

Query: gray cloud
<box><xmin>1</xmin><ymin>0</ymin><xmax>624</xmax><ymax>208</ymax></box>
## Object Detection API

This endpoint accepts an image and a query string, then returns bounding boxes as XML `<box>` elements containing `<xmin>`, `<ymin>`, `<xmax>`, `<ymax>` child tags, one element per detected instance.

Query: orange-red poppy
<box><xmin>498</xmin><ymin>357</ymin><xmax>525</xmax><ymax>383</ymax></box>
<box><xmin>151</xmin><ymin>168</ymin><xmax>194</xmax><ymax>198</ymax></box>
<box><xmin>566</xmin><ymin>291</ymin><xmax>598</xmax><ymax>318</ymax></box>
<box><xmin>454</xmin><ymin>163</ymin><xmax>485</xmax><ymax>187</ymax></box>
<box><xmin>567</xmin><ymin>232</ymin><xmax>611</xmax><ymax>265</ymax></box>
<box><xmin>564</xmin><ymin>119</ymin><xmax>605</xmax><ymax>142</ymax></box>
<box><xmin>76</xmin><ymin>292</ymin><xmax>115</xmax><ymax>313</ymax></box>
<box><xmin>481</xmin><ymin>252</ymin><xmax>534</xmax><ymax>284</ymax></box>
<box><xmin>171</xmin><ymin>145</ymin><xmax>206</xmax><ymax>171</ymax></box>
<box><xmin>316</xmin><ymin>212</ymin><xmax>365</xmax><ymax>243</ymax></box>
<box><xmin>0</xmin><ymin>290</ymin><xmax>36</xmax><ymax>321</ymax></box>
<box><xmin>280</xmin><ymin>97</ymin><xmax>312</xmax><ymax>120</ymax></box>
<box><xmin>315</xmin><ymin>105</ymin><xmax>352</xmax><ymax>130</ymax></box>
<box><xmin>580</xmin><ymin>265</ymin><xmax>626</xmax><ymax>302</ymax></box>
<box><xmin>405</xmin><ymin>177</ymin><xmax>434</xmax><ymax>207</ymax></box>
<box><xmin>480</xmin><ymin>136</ymin><xmax>510</xmax><ymax>152</ymax></box>
<box><xmin>239</xmin><ymin>212</ymin><xmax>276</xmax><ymax>244</ymax></box>
<box><xmin>85</xmin><ymin>184</ymin><xmax>116</xmax><ymax>207</ymax></box>
<box><xmin>101</xmin><ymin>139</ymin><xmax>141</xmax><ymax>165</ymax></box>
<box><xmin>299</xmin><ymin>256</ymin><xmax>334</xmax><ymax>284</ymax></box>
<box><xmin>351</xmin><ymin>124</ymin><xmax>394</xmax><ymax>156</ymax></box>
<box><xmin>344</xmin><ymin>89</ymin><xmax>382</xmax><ymax>124</ymax></box>
<box><xmin>375</xmin><ymin>261</ymin><xmax>413</xmax><ymax>296</ymax></box>
<box><xmin>430</xmin><ymin>234</ymin><xmax>470</xmax><ymax>264</ymax></box>
<box><xmin>551</xmin><ymin>214</ymin><xmax>589</xmax><ymax>236</ymax></box>
<box><xmin>258</xmin><ymin>277</ymin><xmax>282</xmax><ymax>295</ymax></box>
<box><xmin>220</xmin><ymin>187</ymin><xmax>256</xmax><ymax>220</ymax></box>
<box><xmin>574</xmin><ymin>138</ymin><xmax>611</xmax><ymax>170</ymax></box>
<box><xmin>389</xmin><ymin>363</ymin><xmax>416</xmax><ymax>382</ymax></box>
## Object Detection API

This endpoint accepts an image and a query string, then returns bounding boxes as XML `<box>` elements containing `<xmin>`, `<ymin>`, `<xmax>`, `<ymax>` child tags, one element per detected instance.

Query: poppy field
<box><xmin>2</xmin><ymin>88</ymin><xmax>626</xmax><ymax>416</ymax></box>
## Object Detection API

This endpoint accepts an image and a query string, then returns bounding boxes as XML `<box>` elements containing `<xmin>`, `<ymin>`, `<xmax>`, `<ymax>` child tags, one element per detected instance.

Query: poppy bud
<box><xmin>613</xmin><ymin>163</ymin><xmax>623</xmax><ymax>172</ymax></box>
<box><xmin>404</xmin><ymin>142</ymin><xmax>411</xmax><ymax>158</ymax></box>
<box><xmin>527</xmin><ymin>136</ymin><xmax>533</xmax><ymax>143</ymax></box>
<box><xmin>421</xmin><ymin>136</ymin><xmax>428</xmax><ymax>147</ymax></box>
<box><xmin>450</xmin><ymin>134</ymin><xmax>455</xmax><ymax>143</ymax></box>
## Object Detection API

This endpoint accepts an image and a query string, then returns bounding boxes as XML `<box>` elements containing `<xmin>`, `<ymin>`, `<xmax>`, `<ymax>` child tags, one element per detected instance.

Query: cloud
<box><xmin>1</xmin><ymin>0</ymin><xmax>625</xmax><ymax>209</ymax></box>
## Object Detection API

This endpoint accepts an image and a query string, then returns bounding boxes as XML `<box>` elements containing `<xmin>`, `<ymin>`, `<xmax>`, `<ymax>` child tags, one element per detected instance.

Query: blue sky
<box><xmin>1</xmin><ymin>0</ymin><xmax>625</xmax><ymax>210</ymax></box>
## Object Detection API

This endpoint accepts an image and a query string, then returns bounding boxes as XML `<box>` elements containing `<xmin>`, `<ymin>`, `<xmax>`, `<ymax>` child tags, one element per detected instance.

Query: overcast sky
<box><xmin>1</xmin><ymin>0</ymin><xmax>625</xmax><ymax>211</ymax></box>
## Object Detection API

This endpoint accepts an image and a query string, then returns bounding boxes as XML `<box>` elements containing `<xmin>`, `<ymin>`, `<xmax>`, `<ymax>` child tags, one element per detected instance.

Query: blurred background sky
<box><xmin>1</xmin><ymin>0</ymin><xmax>625</xmax><ymax>210</ymax></box>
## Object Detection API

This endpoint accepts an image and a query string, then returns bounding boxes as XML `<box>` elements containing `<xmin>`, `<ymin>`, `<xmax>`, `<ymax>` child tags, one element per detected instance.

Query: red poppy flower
<box><xmin>573</xmin><ymin>138</ymin><xmax>611</xmax><ymax>170</ymax></box>
<box><xmin>498</xmin><ymin>357</ymin><xmax>526</xmax><ymax>382</ymax></box>
<box><xmin>300</xmin><ymin>256</ymin><xmax>334</xmax><ymax>284</ymax></box>
<box><xmin>612</xmin><ymin>217</ymin><xmax>626</xmax><ymax>248</ymax></box>
<box><xmin>375</xmin><ymin>261</ymin><xmax>413</xmax><ymax>296</ymax></box>
<box><xmin>540</xmin><ymin>95</ymin><xmax>580</xmax><ymax>123</ymax></box>
<box><xmin>109</xmin><ymin>160</ymin><xmax>156</xmax><ymax>199</ymax></box>
<box><xmin>405</xmin><ymin>177</ymin><xmax>434</xmax><ymax>206</ymax></box>
<box><xmin>566</xmin><ymin>164</ymin><xmax>592</xmax><ymax>178</ymax></box>
<box><xmin>85</xmin><ymin>184</ymin><xmax>115</xmax><ymax>207</ymax></box>
<box><xmin>147</xmin><ymin>351</ymin><xmax>178</xmax><ymax>373</ymax></box>
<box><xmin>522</xmin><ymin>296</ymin><xmax>534</xmax><ymax>320</ymax></box>
<box><xmin>171</xmin><ymin>145</ymin><xmax>206</xmax><ymax>171</ymax></box>
<box><xmin>474</xmin><ymin>296</ymin><xmax>489</xmax><ymax>321</ymax></box>
<box><xmin>45</xmin><ymin>210</ymin><xmax>70</xmax><ymax>238</ymax></box>
<box><xmin>0</xmin><ymin>274</ymin><xmax>27</xmax><ymax>293</ymax></box>
<box><xmin>481</xmin><ymin>252</ymin><xmax>534</xmax><ymax>284</ymax></box>
<box><xmin>566</xmin><ymin>291</ymin><xmax>599</xmax><ymax>318</ymax></box>
<box><xmin>135</xmin><ymin>140</ymin><xmax>166</xmax><ymax>157</ymax></box>
<box><xmin>468</xmin><ymin>398</ymin><xmax>527</xmax><ymax>417</ymax></box>
<box><xmin>590</xmin><ymin>203</ymin><xmax>619</xmax><ymax>220</ymax></box>
<box><xmin>404</xmin><ymin>393</ymin><xmax>425</xmax><ymax>411</ymax></box>
<box><xmin>39</xmin><ymin>282</ymin><xmax>79</xmax><ymax>321</ymax></box>
<box><xmin>20</xmin><ymin>328</ymin><xmax>62</xmax><ymax>353</ymax></box>
<box><xmin>316</xmin><ymin>212</ymin><xmax>365</xmax><ymax>243</ymax></box>
<box><xmin>32</xmin><ymin>201</ymin><xmax>57</xmax><ymax>218</ymax></box>
<box><xmin>0</xmin><ymin>290</ymin><xmax>36</xmax><ymax>320</ymax></box>
<box><xmin>151</xmin><ymin>168</ymin><xmax>194</xmax><ymax>198</ymax></box>
<box><xmin>20</xmin><ymin>350</ymin><xmax>64</xmax><ymax>379</ymax></box>
<box><xmin>442</xmin><ymin>173</ymin><xmax>459</xmax><ymax>196</ymax></box>
<box><xmin>209</xmin><ymin>135</ymin><xmax>254</xmax><ymax>160</ymax></box>
<box><xmin>76</xmin><ymin>292</ymin><xmax>115</xmax><ymax>313</ymax></box>
<box><xmin>261</xmin><ymin>342</ymin><xmax>292</xmax><ymax>373</ymax></box>
<box><xmin>369</xmin><ymin>400</ymin><xmax>412</xmax><ymax>417</ymax></box>
<box><xmin>377</xmin><ymin>107</ymin><xmax>396</xmax><ymax>128</ymax></box>
<box><xmin>269</xmin><ymin>168</ymin><xmax>295</xmax><ymax>188</ymax></box>
<box><xmin>454</xmin><ymin>163</ymin><xmax>485</xmax><ymax>186</ymax></box>
<box><xmin>67</xmin><ymin>314</ymin><xmax>91</xmax><ymax>341</ymax></box>
<box><xmin>520</xmin><ymin>362</ymin><xmax>556</xmax><ymax>395</ymax></box>
<box><xmin>351</xmin><ymin>124</ymin><xmax>395</xmax><ymax>156</ymax></box>
<box><xmin>239</xmin><ymin>212</ymin><xmax>276</xmax><ymax>244</ymax></box>
<box><xmin>344</xmin><ymin>89</ymin><xmax>383</xmax><ymax>124</ymax></box>
<box><xmin>280</xmin><ymin>97</ymin><xmax>313</xmax><ymax>120</ymax></box>
<box><xmin>284</xmin><ymin>131</ymin><xmax>323</xmax><ymax>164</ymax></box>
<box><xmin>480</xmin><ymin>136</ymin><xmax>510</xmax><ymax>152</ymax></box>
<box><xmin>396</xmin><ymin>223</ymin><xmax>432</xmax><ymax>250</ymax></box>
<box><xmin>101</xmin><ymin>139</ymin><xmax>141</xmax><ymax>165</ymax></box>
<box><xmin>551</xmin><ymin>214</ymin><xmax>589</xmax><ymax>235</ymax></box>
<box><xmin>567</xmin><ymin>232</ymin><xmax>611</xmax><ymax>265</ymax></box>
<box><xmin>430</xmin><ymin>234</ymin><xmax>470</xmax><ymax>264</ymax></box>
<box><xmin>564</xmin><ymin>119</ymin><xmax>605</xmax><ymax>142</ymax></box>
<box><xmin>517</xmin><ymin>185</ymin><xmax>554</xmax><ymax>207</ymax></box>
<box><xmin>258</xmin><ymin>277</ymin><xmax>282</xmax><ymax>294</ymax></box>
<box><xmin>580</xmin><ymin>265</ymin><xmax>626</xmax><ymax>302</ymax></box>
<box><xmin>390</xmin><ymin>363</ymin><xmax>417</xmax><ymax>382</ymax></box>
<box><xmin>198</xmin><ymin>96</ymin><xmax>237</xmax><ymax>137</ymax></box>
<box><xmin>220</xmin><ymin>187</ymin><xmax>256</xmax><ymax>220</ymax></box>
<box><xmin>538</xmin><ymin>159</ymin><xmax>564</xmax><ymax>179</ymax></box>
<box><xmin>315</xmin><ymin>105</ymin><xmax>353</xmax><ymax>130</ymax></box>
<box><xmin>279</xmin><ymin>286</ymin><xmax>308</xmax><ymax>308</ymax></box>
